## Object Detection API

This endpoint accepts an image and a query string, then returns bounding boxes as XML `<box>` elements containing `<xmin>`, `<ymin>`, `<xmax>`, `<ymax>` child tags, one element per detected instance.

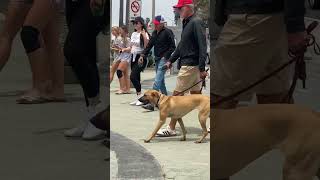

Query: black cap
<box><xmin>131</xmin><ymin>16</ymin><xmax>145</xmax><ymax>25</ymax></box>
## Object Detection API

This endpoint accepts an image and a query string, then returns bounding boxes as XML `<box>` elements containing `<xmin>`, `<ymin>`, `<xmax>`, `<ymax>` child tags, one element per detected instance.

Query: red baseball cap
<box><xmin>173</xmin><ymin>0</ymin><xmax>193</xmax><ymax>8</ymax></box>
<box><xmin>153</xmin><ymin>15</ymin><xmax>166</xmax><ymax>25</ymax></box>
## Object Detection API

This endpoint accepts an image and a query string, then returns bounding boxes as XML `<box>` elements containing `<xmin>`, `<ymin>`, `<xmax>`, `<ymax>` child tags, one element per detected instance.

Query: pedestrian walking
<box><xmin>121</xmin><ymin>16</ymin><xmax>150</xmax><ymax>106</ymax></box>
<box><xmin>158</xmin><ymin>0</ymin><xmax>208</xmax><ymax>136</ymax></box>
<box><xmin>0</xmin><ymin>0</ymin><xmax>65</xmax><ymax>104</ymax></box>
<box><xmin>115</xmin><ymin>25</ymin><xmax>131</xmax><ymax>94</ymax></box>
<box><xmin>212</xmin><ymin>0</ymin><xmax>306</xmax><ymax>179</ymax></box>
<box><xmin>63</xmin><ymin>0</ymin><xmax>108</xmax><ymax>140</ymax></box>
<box><xmin>139</xmin><ymin>15</ymin><xmax>176</xmax><ymax>111</ymax></box>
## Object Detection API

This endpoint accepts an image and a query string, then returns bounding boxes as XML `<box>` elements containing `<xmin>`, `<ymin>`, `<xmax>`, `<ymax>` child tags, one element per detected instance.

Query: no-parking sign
<box><xmin>129</xmin><ymin>0</ymin><xmax>142</xmax><ymax>21</ymax></box>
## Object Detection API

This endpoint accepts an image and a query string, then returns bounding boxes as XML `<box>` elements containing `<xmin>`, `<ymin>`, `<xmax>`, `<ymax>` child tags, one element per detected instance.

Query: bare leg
<box><xmin>0</xmin><ymin>2</ymin><xmax>30</xmax><ymax>71</ymax></box>
<box><xmin>117</xmin><ymin>60</ymin><xmax>129</xmax><ymax>92</ymax></box>
<box><xmin>125</xmin><ymin>67</ymin><xmax>131</xmax><ymax>92</ymax></box>
<box><xmin>110</xmin><ymin>60</ymin><xmax>120</xmax><ymax>83</ymax></box>
<box><xmin>41</xmin><ymin>8</ymin><xmax>64</xmax><ymax>99</ymax></box>
<box><xmin>18</xmin><ymin>0</ymin><xmax>57</xmax><ymax>100</ymax></box>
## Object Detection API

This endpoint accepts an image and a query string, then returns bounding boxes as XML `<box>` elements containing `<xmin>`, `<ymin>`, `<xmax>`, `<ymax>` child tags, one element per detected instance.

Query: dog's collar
<box><xmin>156</xmin><ymin>94</ymin><xmax>162</xmax><ymax>108</ymax></box>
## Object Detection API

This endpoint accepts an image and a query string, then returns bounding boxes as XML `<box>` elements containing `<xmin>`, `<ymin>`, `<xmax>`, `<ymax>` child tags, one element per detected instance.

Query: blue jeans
<box><xmin>153</xmin><ymin>57</ymin><xmax>167</xmax><ymax>95</ymax></box>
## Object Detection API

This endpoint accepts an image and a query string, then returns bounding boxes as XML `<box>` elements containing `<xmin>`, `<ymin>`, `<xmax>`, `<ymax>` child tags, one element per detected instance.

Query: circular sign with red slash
<box><xmin>131</xmin><ymin>0</ymin><xmax>140</xmax><ymax>13</ymax></box>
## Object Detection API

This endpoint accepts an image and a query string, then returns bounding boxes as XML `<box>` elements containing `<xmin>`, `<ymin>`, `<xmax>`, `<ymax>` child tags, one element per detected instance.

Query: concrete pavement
<box><xmin>110</xmin><ymin>67</ymin><xmax>210</xmax><ymax>179</ymax></box>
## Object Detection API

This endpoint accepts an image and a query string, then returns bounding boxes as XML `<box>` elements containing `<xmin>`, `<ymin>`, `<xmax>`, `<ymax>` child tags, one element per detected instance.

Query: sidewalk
<box><xmin>0</xmin><ymin>23</ymin><xmax>108</xmax><ymax>179</ymax></box>
<box><xmin>110</xmin><ymin>68</ymin><xmax>210</xmax><ymax>180</ymax></box>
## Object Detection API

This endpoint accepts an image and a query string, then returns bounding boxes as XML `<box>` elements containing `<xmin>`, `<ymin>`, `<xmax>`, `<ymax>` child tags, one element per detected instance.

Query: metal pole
<box><xmin>152</xmin><ymin>0</ymin><xmax>155</xmax><ymax>19</ymax></box>
<box><xmin>119</xmin><ymin>0</ymin><xmax>124</xmax><ymax>26</ymax></box>
<box><xmin>126</xmin><ymin>0</ymin><xmax>130</xmax><ymax>26</ymax></box>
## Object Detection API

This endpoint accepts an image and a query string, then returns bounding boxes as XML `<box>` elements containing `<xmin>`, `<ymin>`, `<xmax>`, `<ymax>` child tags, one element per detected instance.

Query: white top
<box><xmin>130</xmin><ymin>32</ymin><xmax>149</xmax><ymax>61</ymax></box>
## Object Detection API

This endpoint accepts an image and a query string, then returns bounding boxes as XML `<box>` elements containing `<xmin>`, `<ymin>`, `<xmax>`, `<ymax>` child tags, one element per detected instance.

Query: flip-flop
<box><xmin>115</xmin><ymin>91</ymin><xmax>126</xmax><ymax>95</ymax></box>
<box><xmin>16</xmin><ymin>95</ymin><xmax>49</xmax><ymax>104</ymax></box>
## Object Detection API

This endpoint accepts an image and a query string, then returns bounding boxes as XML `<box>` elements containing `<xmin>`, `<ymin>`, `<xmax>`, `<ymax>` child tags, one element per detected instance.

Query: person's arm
<box><xmin>141</xmin><ymin>29</ymin><xmax>150</xmax><ymax>49</ymax></box>
<box><xmin>284</xmin><ymin>0</ymin><xmax>306</xmax><ymax>33</ymax></box>
<box><xmin>163</xmin><ymin>30</ymin><xmax>176</xmax><ymax>60</ymax></box>
<box><xmin>141</xmin><ymin>31</ymin><xmax>156</xmax><ymax>56</ymax></box>
<box><xmin>121</xmin><ymin>37</ymin><xmax>132</xmax><ymax>53</ymax></box>
<box><xmin>194</xmin><ymin>19</ymin><xmax>207</xmax><ymax>72</ymax></box>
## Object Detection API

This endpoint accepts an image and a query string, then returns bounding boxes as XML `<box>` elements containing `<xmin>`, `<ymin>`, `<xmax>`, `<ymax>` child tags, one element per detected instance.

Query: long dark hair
<box><xmin>134</xmin><ymin>21</ymin><xmax>150</xmax><ymax>48</ymax></box>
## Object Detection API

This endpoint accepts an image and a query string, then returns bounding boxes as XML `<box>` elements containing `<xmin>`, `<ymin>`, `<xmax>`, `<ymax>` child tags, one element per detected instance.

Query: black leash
<box><xmin>212</xmin><ymin>21</ymin><xmax>319</xmax><ymax>107</ymax></box>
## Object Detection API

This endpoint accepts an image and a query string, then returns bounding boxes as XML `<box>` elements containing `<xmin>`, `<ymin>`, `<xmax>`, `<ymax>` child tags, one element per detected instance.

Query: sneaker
<box><xmin>130</xmin><ymin>94</ymin><xmax>144</xmax><ymax>106</ymax></box>
<box><xmin>135</xmin><ymin>100</ymin><xmax>144</xmax><ymax>106</ymax></box>
<box><xmin>156</xmin><ymin>125</ymin><xmax>177</xmax><ymax>137</ymax></box>
<box><xmin>64</xmin><ymin>120</ymin><xmax>88</xmax><ymax>137</ymax></box>
<box><xmin>129</xmin><ymin>99</ymin><xmax>138</xmax><ymax>105</ymax></box>
<box><xmin>82</xmin><ymin>122</ymin><xmax>107</xmax><ymax>140</ymax></box>
<box><xmin>142</xmin><ymin>103</ymin><xmax>155</xmax><ymax>111</ymax></box>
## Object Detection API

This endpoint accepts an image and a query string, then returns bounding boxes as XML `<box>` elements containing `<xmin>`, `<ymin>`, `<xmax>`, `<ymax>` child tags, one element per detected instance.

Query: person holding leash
<box><xmin>212</xmin><ymin>0</ymin><xmax>306</xmax><ymax>179</ymax></box>
<box><xmin>139</xmin><ymin>15</ymin><xmax>176</xmax><ymax>111</ymax></box>
<box><xmin>158</xmin><ymin>0</ymin><xmax>208</xmax><ymax>137</ymax></box>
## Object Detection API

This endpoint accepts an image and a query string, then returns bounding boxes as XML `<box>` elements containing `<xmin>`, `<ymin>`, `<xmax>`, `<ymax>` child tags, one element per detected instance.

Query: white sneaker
<box><xmin>135</xmin><ymin>100</ymin><xmax>144</xmax><ymax>106</ymax></box>
<box><xmin>129</xmin><ymin>94</ymin><xmax>143</xmax><ymax>106</ymax></box>
<box><xmin>64</xmin><ymin>120</ymin><xmax>88</xmax><ymax>137</ymax></box>
<box><xmin>156</xmin><ymin>125</ymin><xmax>177</xmax><ymax>137</ymax></box>
<box><xmin>129</xmin><ymin>99</ymin><xmax>138</xmax><ymax>105</ymax></box>
<box><xmin>82</xmin><ymin>122</ymin><xmax>107</xmax><ymax>140</ymax></box>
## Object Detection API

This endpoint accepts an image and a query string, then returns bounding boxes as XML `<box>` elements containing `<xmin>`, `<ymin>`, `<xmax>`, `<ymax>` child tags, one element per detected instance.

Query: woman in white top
<box><xmin>115</xmin><ymin>25</ymin><xmax>131</xmax><ymax>94</ymax></box>
<box><xmin>121</xmin><ymin>16</ymin><xmax>150</xmax><ymax>106</ymax></box>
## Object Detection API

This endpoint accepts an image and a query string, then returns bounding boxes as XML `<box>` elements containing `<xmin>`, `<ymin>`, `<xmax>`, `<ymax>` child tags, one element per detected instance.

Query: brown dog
<box><xmin>139</xmin><ymin>90</ymin><xmax>210</xmax><ymax>143</ymax></box>
<box><xmin>213</xmin><ymin>104</ymin><xmax>320</xmax><ymax>180</ymax></box>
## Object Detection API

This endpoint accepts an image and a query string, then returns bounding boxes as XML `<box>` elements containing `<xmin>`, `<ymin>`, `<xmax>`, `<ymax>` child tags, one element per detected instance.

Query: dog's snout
<box><xmin>138</xmin><ymin>96</ymin><xmax>144</xmax><ymax>102</ymax></box>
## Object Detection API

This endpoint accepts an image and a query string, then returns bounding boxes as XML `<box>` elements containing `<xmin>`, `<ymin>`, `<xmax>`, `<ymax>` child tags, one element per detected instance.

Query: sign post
<box><xmin>129</xmin><ymin>0</ymin><xmax>142</xmax><ymax>21</ymax></box>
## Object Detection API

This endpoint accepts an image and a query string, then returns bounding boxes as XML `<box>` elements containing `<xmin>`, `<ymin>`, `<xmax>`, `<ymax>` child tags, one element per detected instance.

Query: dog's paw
<box><xmin>144</xmin><ymin>139</ymin><xmax>151</xmax><ymax>143</ymax></box>
<box><xmin>194</xmin><ymin>140</ymin><xmax>202</xmax><ymax>144</ymax></box>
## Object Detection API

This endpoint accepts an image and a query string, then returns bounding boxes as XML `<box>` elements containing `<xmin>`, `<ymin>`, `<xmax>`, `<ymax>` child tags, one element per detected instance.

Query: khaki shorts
<box><xmin>212</xmin><ymin>14</ymin><xmax>292</xmax><ymax>100</ymax></box>
<box><xmin>175</xmin><ymin>66</ymin><xmax>202</xmax><ymax>93</ymax></box>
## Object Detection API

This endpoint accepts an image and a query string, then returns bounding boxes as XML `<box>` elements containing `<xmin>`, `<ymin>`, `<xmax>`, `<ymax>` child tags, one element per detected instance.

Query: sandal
<box><xmin>16</xmin><ymin>95</ymin><xmax>49</xmax><ymax>104</ymax></box>
<box><xmin>115</xmin><ymin>90</ymin><xmax>131</xmax><ymax>95</ymax></box>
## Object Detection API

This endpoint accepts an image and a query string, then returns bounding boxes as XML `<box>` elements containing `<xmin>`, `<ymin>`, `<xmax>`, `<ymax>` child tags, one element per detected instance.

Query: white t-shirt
<box><xmin>130</xmin><ymin>31</ymin><xmax>149</xmax><ymax>61</ymax></box>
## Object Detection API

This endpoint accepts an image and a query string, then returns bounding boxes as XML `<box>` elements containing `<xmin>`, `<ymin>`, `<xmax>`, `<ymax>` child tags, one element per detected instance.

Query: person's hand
<box><xmin>200</xmin><ymin>71</ymin><xmax>208</xmax><ymax>79</ymax></box>
<box><xmin>164</xmin><ymin>61</ymin><xmax>172</xmax><ymax>70</ymax></box>
<box><xmin>288</xmin><ymin>31</ymin><xmax>308</xmax><ymax>54</ymax></box>
<box><xmin>138</xmin><ymin>56</ymin><xmax>144</xmax><ymax>65</ymax></box>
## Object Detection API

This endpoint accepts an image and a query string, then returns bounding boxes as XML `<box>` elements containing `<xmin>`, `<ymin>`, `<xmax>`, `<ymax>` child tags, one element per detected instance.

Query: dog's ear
<box><xmin>151</xmin><ymin>91</ymin><xmax>159</xmax><ymax>98</ymax></box>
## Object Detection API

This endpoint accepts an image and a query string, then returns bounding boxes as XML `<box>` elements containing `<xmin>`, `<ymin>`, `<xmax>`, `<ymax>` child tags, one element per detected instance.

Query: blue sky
<box><xmin>112</xmin><ymin>0</ymin><xmax>177</xmax><ymax>26</ymax></box>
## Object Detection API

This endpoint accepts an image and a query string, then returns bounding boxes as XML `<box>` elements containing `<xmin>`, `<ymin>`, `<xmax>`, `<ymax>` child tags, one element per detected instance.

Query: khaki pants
<box><xmin>175</xmin><ymin>66</ymin><xmax>202</xmax><ymax>93</ymax></box>
<box><xmin>212</xmin><ymin>14</ymin><xmax>292</xmax><ymax>100</ymax></box>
